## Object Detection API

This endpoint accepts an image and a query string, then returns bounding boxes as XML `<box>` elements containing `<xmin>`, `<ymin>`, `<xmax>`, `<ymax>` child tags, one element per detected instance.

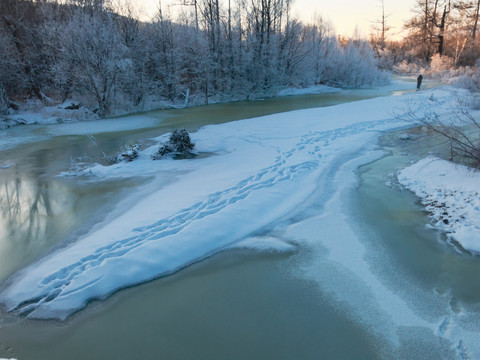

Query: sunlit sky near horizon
<box><xmin>135</xmin><ymin>0</ymin><xmax>417</xmax><ymax>39</ymax></box>
<box><xmin>291</xmin><ymin>0</ymin><xmax>417</xmax><ymax>38</ymax></box>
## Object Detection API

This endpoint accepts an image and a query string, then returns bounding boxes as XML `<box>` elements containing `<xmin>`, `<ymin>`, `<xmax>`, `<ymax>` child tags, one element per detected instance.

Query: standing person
<box><xmin>417</xmin><ymin>74</ymin><xmax>423</xmax><ymax>90</ymax></box>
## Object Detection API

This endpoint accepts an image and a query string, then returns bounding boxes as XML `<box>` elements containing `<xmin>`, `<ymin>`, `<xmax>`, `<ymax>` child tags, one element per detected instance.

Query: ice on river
<box><xmin>0</xmin><ymin>87</ymin><xmax>460</xmax><ymax>321</ymax></box>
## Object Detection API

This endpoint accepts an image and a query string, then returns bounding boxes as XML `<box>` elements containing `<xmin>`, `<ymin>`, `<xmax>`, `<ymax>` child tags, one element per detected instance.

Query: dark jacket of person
<box><xmin>417</xmin><ymin>75</ymin><xmax>423</xmax><ymax>90</ymax></box>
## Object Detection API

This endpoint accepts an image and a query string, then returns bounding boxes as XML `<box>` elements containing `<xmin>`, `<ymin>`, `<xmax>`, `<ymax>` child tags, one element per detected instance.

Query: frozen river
<box><xmin>1</xmin><ymin>78</ymin><xmax>479</xmax><ymax>359</ymax></box>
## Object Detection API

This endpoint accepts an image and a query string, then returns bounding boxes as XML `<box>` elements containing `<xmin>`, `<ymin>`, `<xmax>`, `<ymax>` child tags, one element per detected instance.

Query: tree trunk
<box><xmin>437</xmin><ymin>4</ymin><xmax>449</xmax><ymax>55</ymax></box>
<box><xmin>473</xmin><ymin>0</ymin><xmax>480</xmax><ymax>40</ymax></box>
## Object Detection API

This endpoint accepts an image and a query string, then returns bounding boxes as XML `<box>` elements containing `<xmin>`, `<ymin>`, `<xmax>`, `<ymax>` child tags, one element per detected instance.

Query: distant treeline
<box><xmin>0</xmin><ymin>0</ymin><xmax>388</xmax><ymax>116</ymax></box>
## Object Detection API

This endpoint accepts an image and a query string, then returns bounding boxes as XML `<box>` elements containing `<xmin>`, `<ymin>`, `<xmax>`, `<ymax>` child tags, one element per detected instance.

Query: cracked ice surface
<box><xmin>0</xmin><ymin>87</ymin><xmax>457</xmax><ymax>320</ymax></box>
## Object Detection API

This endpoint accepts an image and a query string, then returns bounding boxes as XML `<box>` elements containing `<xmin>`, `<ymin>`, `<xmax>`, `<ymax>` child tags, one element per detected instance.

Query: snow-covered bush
<box><xmin>329</xmin><ymin>40</ymin><xmax>390</xmax><ymax>87</ymax></box>
<box><xmin>393</xmin><ymin>53</ymin><xmax>480</xmax><ymax>92</ymax></box>
<box><xmin>104</xmin><ymin>144</ymin><xmax>141</xmax><ymax>164</ymax></box>
<box><xmin>427</xmin><ymin>61</ymin><xmax>480</xmax><ymax>91</ymax></box>
<box><xmin>446</xmin><ymin>73</ymin><xmax>480</xmax><ymax>92</ymax></box>
<box><xmin>152</xmin><ymin>129</ymin><xmax>195</xmax><ymax>159</ymax></box>
<box><xmin>375</xmin><ymin>48</ymin><xmax>395</xmax><ymax>70</ymax></box>
<box><xmin>430</xmin><ymin>54</ymin><xmax>455</xmax><ymax>72</ymax></box>
<box><xmin>393</xmin><ymin>59</ymin><xmax>428</xmax><ymax>75</ymax></box>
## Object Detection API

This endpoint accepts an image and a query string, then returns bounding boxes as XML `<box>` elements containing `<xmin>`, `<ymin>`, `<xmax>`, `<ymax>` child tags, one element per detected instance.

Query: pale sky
<box><xmin>136</xmin><ymin>0</ymin><xmax>417</xmax><ymax>39</ymax></box>
<box><xmin>292</xmin><ymin>0</ymin><xmax>417</xmax><ymax>38</ymax></box>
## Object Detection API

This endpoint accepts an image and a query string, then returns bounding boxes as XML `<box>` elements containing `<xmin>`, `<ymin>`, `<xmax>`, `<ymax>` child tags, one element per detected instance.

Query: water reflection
<box><xmin>0</xmin><ymin>158</ymin><xmax>141</xmax><ymax>284</ymax></box>
<box><xmin>0</xmin><ymin>167</ymin><xmax>76</xmax><ymax>283</ymax></box>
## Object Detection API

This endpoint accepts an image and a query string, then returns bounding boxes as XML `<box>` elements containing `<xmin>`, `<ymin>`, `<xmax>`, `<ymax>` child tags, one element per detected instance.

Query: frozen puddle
<box><xmin>0</xmin><ymin>87</ymin><xmax>460</xmax><ymax>321</ymax></box>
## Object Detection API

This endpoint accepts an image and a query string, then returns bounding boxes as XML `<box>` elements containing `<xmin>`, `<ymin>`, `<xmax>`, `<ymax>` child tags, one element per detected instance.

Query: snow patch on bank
<box><xmin>277</xmin><ymin>85</ymin><xmax>340</xmax><ymax>97</ymax></box>
<box><xmin>399</xmin><ymin>156</ymin><xmax>480</xmax><ymax>253</ymax></box>
<box><xmin>0</xmin><ymin>101</ymin><xmax>97</xmax><ymax>129</ymax></box>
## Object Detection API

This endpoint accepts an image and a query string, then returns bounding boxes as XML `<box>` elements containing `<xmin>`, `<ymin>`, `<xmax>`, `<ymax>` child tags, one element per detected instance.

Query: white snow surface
<box><xmin>0</xmin><ymin>87</ymin><xmax>459</xmax><ymax>320</ymax></box>
<box><xmin>277</xmin><ymin>84</ymin><xmax>340</xmax><ymax>97</ymax></box>
<box><xmin>1</xmin><ymin>101</ymin><xmax>98</xmax><ymax>128</ymax></box>
<box><xmin>227</xmin><ymin>236</ymin><xmax>295</xmax><ymax>253</ymax></box>
<box><xmin>399</xmin><ymin>156</ymin><xmax>480</xmax><ymax>253</ymax></box>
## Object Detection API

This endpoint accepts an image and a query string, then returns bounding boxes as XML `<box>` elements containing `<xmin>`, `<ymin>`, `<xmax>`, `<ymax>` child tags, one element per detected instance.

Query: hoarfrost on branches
<box><xmin>0</xmin><ymin>0</ymin><xmax>390</xmax><ymax>120</ymax></box>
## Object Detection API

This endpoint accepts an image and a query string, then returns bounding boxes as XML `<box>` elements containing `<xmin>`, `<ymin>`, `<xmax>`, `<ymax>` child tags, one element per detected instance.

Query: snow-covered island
<box><xmin>399</xmin><ymin>156</ymin><xmax>480</xmax><ymax>254</ymax></box>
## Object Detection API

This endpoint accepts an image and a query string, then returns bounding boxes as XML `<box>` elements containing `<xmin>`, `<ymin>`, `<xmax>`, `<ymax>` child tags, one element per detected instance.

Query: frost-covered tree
<box><xmin>301</xmin><ymin>16</ymin><xmax>337</xmax><ymax>85</ymax></box>
<box><xmin>0</xmin><ymin>0</ymin><xmax>390</xmax><ymax>116</ymax></box>
<box><xmin>331</xmin><ymin>39</ymin><xmax>389</xmax><ymax>87</ymax></box>
<box><xmin>0</xmin><ymin>0</ymin><xmax>53</xmax><ymax>102</ymax></box>
<box><xmin>0</xmin><ymin>28</ymin><xmax>22</xmax><ymax>109</ymax></box>
<box><xmin>53</xmin><ymin>11</ymin><xmax>127</xmax><ymax>116</ymax></box>
<box><xmin>151</xmin><ymin>4</ymin><xmax>179</xmax><ymax>101</ymax></box>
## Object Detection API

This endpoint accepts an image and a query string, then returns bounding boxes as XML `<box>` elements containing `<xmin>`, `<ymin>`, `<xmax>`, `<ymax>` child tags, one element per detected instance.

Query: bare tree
<box><xmin>371</xmin><ymin>0</ymin><xmax>391</xmax><ymax>49</ymax></box>
<box><xmin>404</xmin><ymin>96</ymin><xmax>480</xmax><ymax>166</ymax></box>
<box><xmin>455</xmin><ymin>0</ymin><xmax>480</xmax><ymax>40</ymax></box>
<box><xmin>404</xmin><ymin>0</ymin><xmax>453</xmax><ymax>60</ymax></box>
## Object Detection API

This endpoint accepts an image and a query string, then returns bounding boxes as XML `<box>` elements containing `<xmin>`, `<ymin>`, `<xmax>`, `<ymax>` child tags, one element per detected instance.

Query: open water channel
<box><xmin>1</xmin><ymin>78</ymin><xmax>479</xmax><ymax>359</ymax></box>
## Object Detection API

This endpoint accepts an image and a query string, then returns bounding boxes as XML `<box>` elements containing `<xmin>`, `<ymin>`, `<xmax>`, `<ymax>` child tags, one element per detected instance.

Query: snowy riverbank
<box><xmin>276</xmin><ymin>84</ymin><xmax>340</xmax><ymax>97</ymax></box>
<box><xmin>399</xmin><ymin>156</ymin><xmax>480</xmax><ymax>253</ymax></box>
<box><xmin>0</xmin><ymin>100</ymin><xmax>99</xmax><ymax>129</ymax></box>
<box><xmin>0</xmin><ymin>76</ymin><xmax>423</xmax><ymax>132</ymax></box>
<box><xmin>0</xmin><ymin>85</ymin><xmax>341</xmax><ymax>130</ymax></box>
<box><xmin>0</xmin><ymin>85</ymin><xmax>464</xmax><ymax>320</ymax></box>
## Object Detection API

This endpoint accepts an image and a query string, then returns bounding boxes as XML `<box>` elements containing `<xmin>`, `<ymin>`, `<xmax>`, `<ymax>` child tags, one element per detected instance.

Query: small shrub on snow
<box><xmin>446</xmin><ymin>74</ymin><xmax>480</xmax><ymax>92</ymax></box>
<box><xmin>152</xmin><ymin>129</ymin><xmax>195</xmax><ymax>159</ymax></box>
<box><xmin>104</xmin><ymin>144</ymin><xmax>141</xmax><ymax>164</ymax></box>
<box><xmin>430</xmin><ymin>54</ymin><xmax>454</xmax><ymax>72</ymax></box>
<box><xmin>393</xmin><ymin>60</ymin><xmax>427</xmax><ymax>75</ymax></box>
